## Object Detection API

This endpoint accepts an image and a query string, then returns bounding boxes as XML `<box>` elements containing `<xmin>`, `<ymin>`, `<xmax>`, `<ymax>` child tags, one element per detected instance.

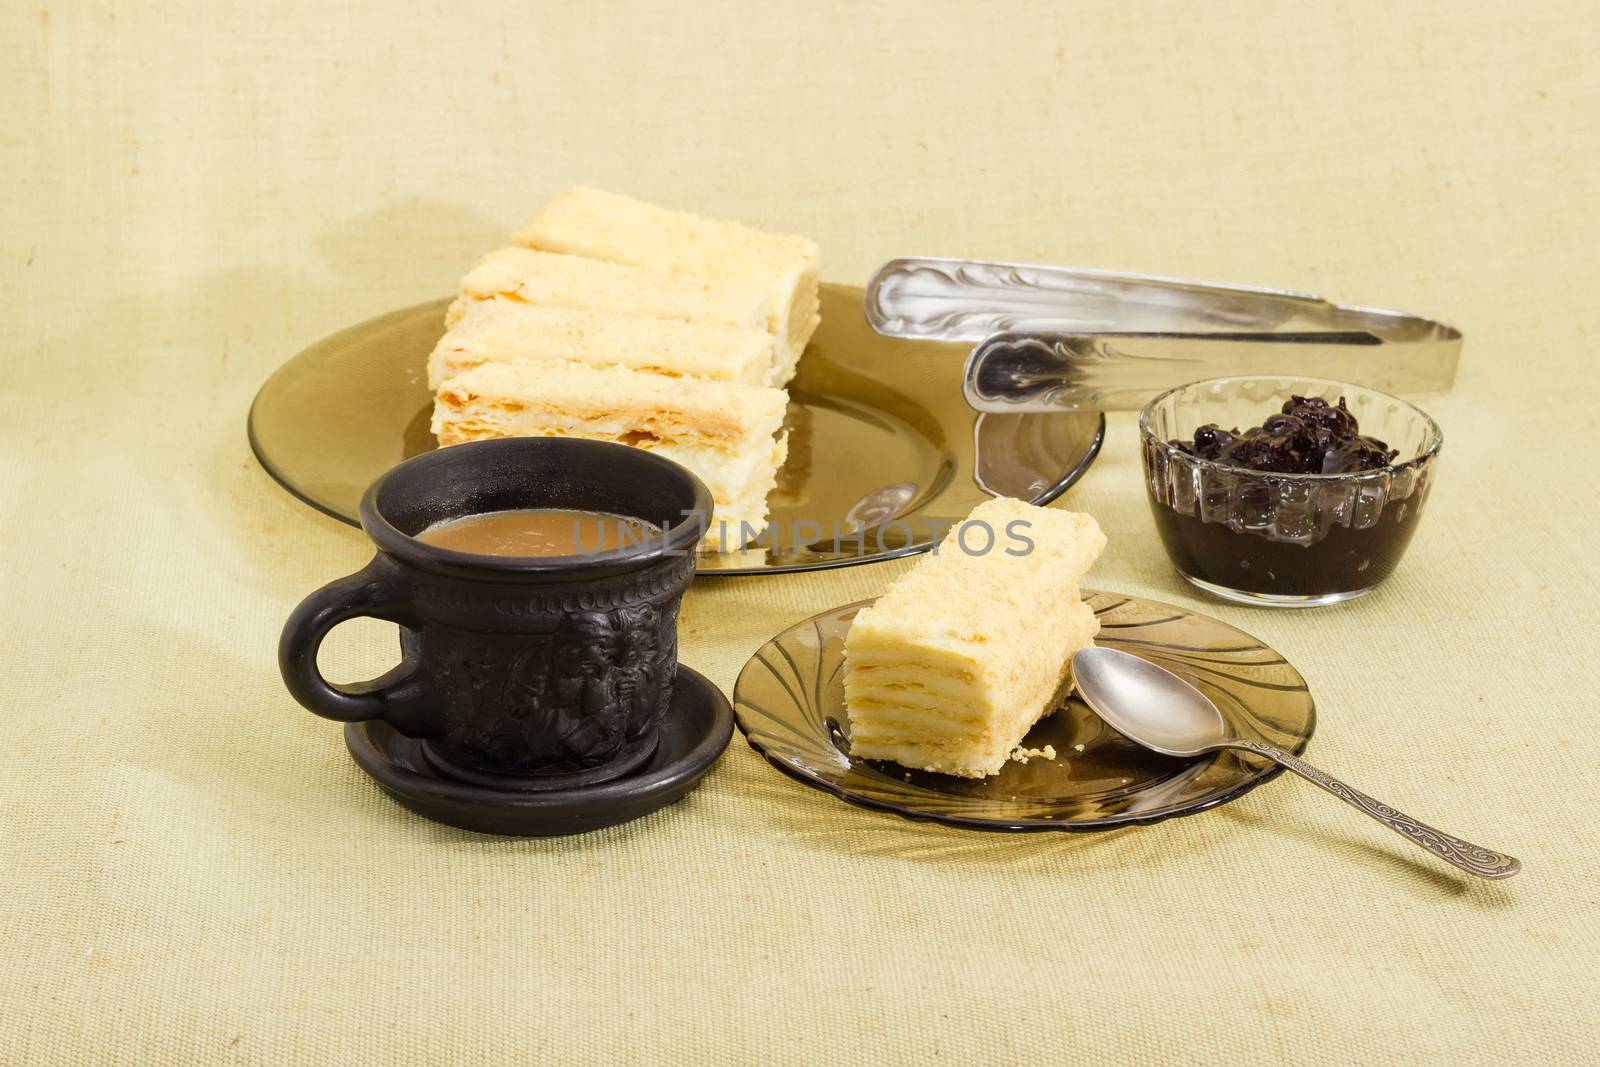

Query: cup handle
<box><xmin>278</xmin><ymin>556</ymin><xmax>434</xmax><ymax>737</ymax></box>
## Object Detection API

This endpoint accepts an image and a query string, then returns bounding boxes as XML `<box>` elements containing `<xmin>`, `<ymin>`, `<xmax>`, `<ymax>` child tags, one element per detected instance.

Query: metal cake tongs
<box><xmin>864</xmin><ymin>257</ymin><xmax>1463</xmax><ymax>412</ymax></box>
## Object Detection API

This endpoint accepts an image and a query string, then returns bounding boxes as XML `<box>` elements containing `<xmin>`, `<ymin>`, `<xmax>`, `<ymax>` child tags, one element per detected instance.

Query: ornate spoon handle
<box><xmin>1231</xmin><ymin>740</ymin><xmax>1521</xmax><ymax>880</ymax></box>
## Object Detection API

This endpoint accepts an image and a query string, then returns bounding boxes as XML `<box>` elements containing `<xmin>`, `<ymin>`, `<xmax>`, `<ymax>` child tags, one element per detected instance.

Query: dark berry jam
<box><xmin>1144</xmin><ymin>395</ymin><xmax>1432</xmax><ymax>599</ymax></box>
<box><xmin>1171</xmin><ymin>396</ymin><xmax>1399</xmax><ymax>475</ymax></box>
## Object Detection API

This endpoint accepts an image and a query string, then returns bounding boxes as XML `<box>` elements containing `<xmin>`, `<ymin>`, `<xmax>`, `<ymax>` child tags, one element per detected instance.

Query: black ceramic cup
<box><xmin>279</xmin><ymin>438</ymin><xmax>712</xmax><ymax>792</ymax></box>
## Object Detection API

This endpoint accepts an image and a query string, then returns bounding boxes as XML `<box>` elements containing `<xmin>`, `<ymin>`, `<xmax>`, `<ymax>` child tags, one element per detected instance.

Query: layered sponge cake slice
<box><xmin>427</xmin><ymin>301</ymin><xmax>775</xmax><ymax>390</ymax></box>
<box><xmin>843</xmin><ymin>498</ymin><xmax>1107</xmax><ymax>778</ymax></box>
<box><xmin>444</xmin><ymin>247</ymin><xmax>773</xmax><ymax>334</ymax></box>
<box><xmin>512</xmin><ymin>187</ymin><xmax>819</xmax><ymax>386</ymax></box>
<box><xmin>432</xmin><ymin>361</ymin><xmax>789</xmax><ymax>549</ymax></box>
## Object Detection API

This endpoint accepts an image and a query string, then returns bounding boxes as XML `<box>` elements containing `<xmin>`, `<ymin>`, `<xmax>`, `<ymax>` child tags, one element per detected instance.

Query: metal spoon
<box><xmin>1071</xmin><ymin>647</ymin><xmax>1521</xmax><ymax>880</ymax></box>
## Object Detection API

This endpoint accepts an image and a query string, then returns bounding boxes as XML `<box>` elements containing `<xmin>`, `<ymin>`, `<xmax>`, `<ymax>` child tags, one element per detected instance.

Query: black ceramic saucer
<box><xmin>345</xmin><ymin>666</ymin><xmax>733</xmax><ymax>836</ymax></box>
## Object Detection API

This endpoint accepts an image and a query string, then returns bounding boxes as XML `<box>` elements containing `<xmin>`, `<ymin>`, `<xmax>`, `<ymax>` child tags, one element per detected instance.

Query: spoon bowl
<box><xmin>1072</xmin><ymin>646</ymin><xmax>1229</xmax><ymax>758</ymax></box>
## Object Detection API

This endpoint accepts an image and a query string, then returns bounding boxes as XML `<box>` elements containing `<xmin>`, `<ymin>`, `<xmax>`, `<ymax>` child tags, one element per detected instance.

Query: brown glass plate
<box><xmin>731</xmin><ymin>590</ymin><xmax>1315</xmax><ymax>831</ymax></box>
<box><xmin>247</xmin><ymin>284</ymin><xmax>1104</xmax><ymax>574</ymax></box>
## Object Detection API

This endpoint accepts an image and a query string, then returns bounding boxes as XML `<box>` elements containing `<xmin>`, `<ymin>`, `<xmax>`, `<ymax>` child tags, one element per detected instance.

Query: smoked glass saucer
<box><xmin>731</xmin><ymin>591</ymin><xmax>1315</xmax><ymax>832</ymax></box>
<box><xmin>247</xmin><ymin>284</ymin><xmax>1104</xmax><ymax>575</ymax></box>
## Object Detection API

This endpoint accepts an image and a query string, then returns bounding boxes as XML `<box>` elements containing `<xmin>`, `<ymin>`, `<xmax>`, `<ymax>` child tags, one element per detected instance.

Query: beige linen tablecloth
<box><xmin>4</xmin><ymin>1</ymin><xmax>1598</xmax><ymax>1062</ymax></box>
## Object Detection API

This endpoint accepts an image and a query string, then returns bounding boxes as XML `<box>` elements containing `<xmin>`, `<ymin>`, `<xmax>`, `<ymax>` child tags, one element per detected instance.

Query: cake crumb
<box><xmin>1009</xmin><ymin>744</ymin><xmax>1057</xmax><ymax>764</ymax></box>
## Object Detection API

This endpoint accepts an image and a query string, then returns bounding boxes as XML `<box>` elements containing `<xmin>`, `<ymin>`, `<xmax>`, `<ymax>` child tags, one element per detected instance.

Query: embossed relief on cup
<box><xmin>422</xmin><ymin>602</ymin><xmax>680</xmax><ymax>774</ymax></box>
<box><xmin>651</xmin><ymin>601</ymin><xmax>681</xmax><ymax>725</ymax></box>
<box><xmin>551</xmin><ymin>611</ymin><xmax>630</xmax><ymax>765</ymax></box>
<box><xmin>606</xmin><ymin>605</ymin><xmax>660</xmax><ymax>743</ymax></box>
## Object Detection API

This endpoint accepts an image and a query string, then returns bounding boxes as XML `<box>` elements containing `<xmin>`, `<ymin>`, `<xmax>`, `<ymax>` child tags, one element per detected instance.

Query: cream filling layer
<box><xmin>429</xmin><ymin>304</ymin><xmax>774</xmax><ymax>390</ymax></box>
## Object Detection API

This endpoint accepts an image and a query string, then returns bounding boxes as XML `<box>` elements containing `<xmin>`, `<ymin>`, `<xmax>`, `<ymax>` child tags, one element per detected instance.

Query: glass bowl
<box><xmin>1139</xmin><ymin>376</ymin><xmax>1442</xmax><ymax>607</ymax></box>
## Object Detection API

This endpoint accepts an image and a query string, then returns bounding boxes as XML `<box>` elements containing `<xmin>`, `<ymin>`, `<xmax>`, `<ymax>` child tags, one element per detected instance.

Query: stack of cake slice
<box><xmin>429</xmin><ymin>188</ymin><xmax>821</xmax><ymax>549</ymax></box>
<box><xmin>842</xmin><ymin>497</ymin><xmax>1107</xmax><ymax>778</ymax></box>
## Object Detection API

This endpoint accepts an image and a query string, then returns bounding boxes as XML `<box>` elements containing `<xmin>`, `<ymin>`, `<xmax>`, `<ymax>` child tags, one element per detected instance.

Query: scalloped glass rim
<box><xmin>1137</xmin><ymin>374</ymin><xmax>1444</xmax><ymax>481</ymax></box>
